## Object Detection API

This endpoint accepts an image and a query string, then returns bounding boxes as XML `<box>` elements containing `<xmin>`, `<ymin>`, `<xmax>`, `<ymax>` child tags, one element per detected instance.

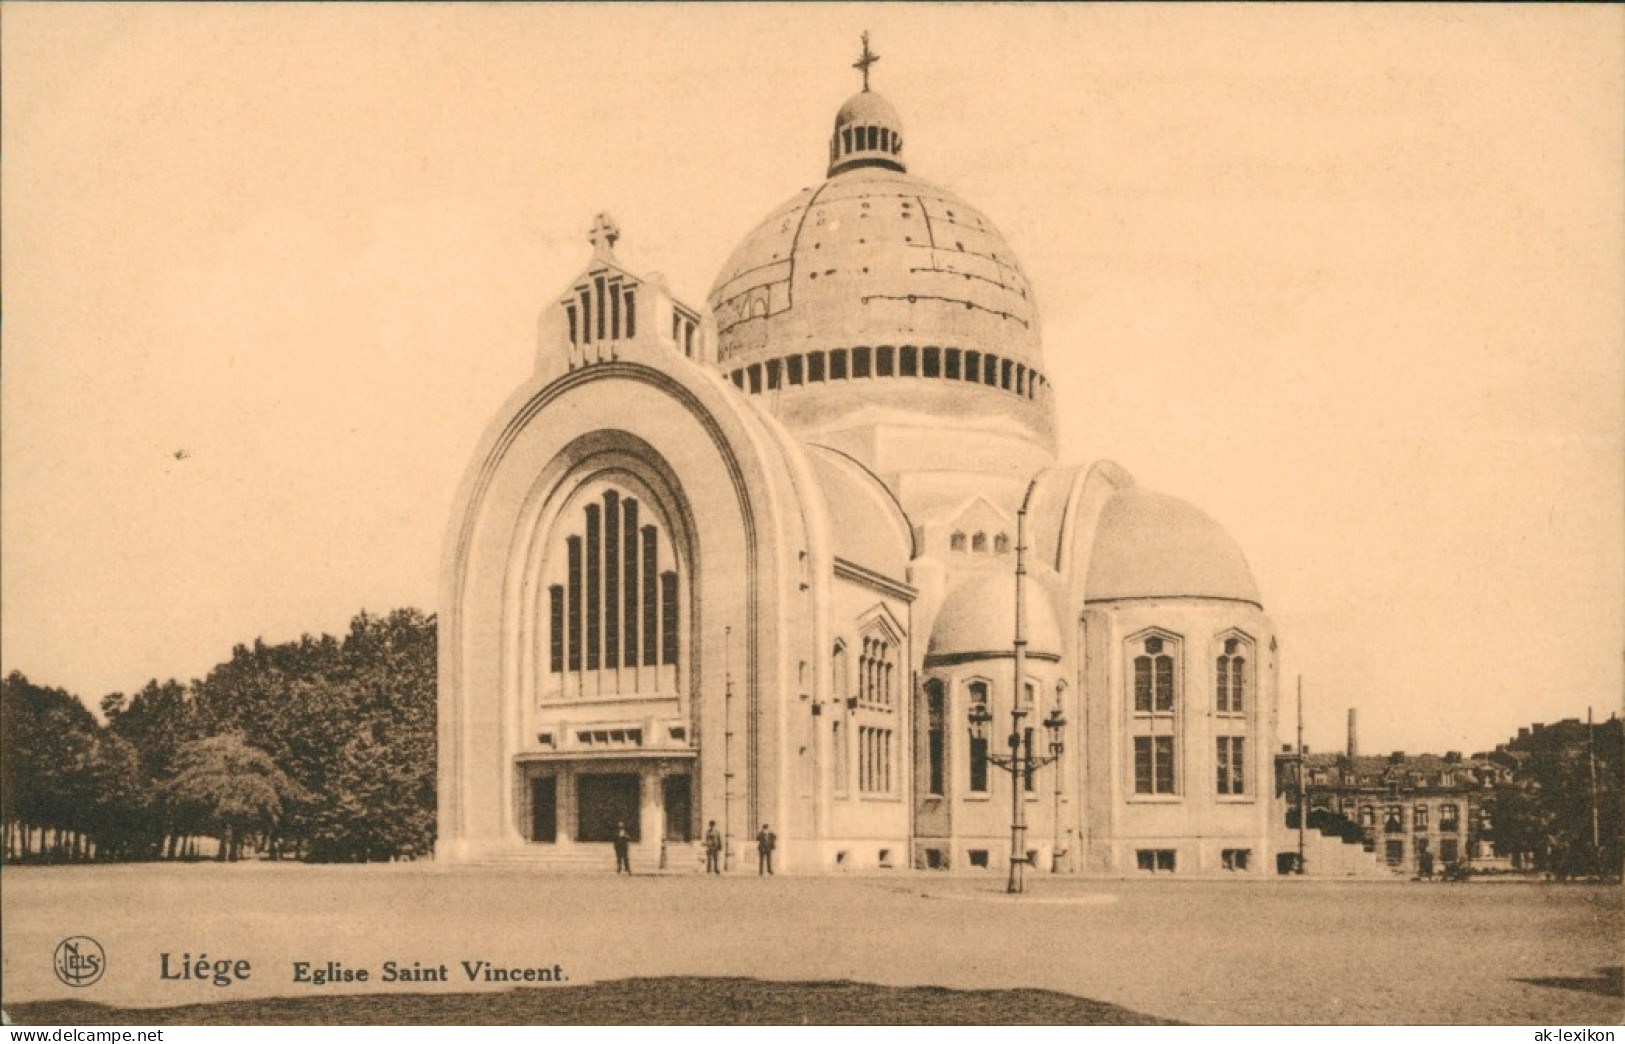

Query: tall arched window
<box><xmin>925</xmin><ymin>679</ymin><xmax>946</xmax><ymax>797</ymax></box>
<box><xmin>1130</xmin><ymin>634</ymin><xmax>1179</xmax><ymax>796</ymax></box>
<box><xmin>545</xmin><ymin>483</ymin><xmax>681</xmax><ymax>694</ymax></box>
<box><xmin>967</xmin><ymin>680</ymin><xmax>990</xmax><ymax>793</ymax></box>
<box><xmin>950</xmin><ymin>531</ymin><xmax>967</xmax><ymax>552</ymax></box>
<box><xmin>1133</xmin><ymin>636</ymin><xmax>1176</xmax><ymax>713</ymax></box>
<box><xmin>1216</xmin><ymin>638</ymin><xmax>1247</xmax><ymax>714</ymax></box>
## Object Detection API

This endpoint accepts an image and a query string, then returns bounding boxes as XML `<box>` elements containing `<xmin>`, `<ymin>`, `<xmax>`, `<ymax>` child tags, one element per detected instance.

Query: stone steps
<box><xmin>467</xmin><ymin>843</ymin><xmax>702</xmax><ymax>873</ymax></box>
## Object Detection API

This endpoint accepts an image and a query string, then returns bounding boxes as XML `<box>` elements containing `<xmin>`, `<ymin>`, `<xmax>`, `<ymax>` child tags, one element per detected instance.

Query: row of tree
<box><xmin>1</xmin><ymin>609</ymin><xmax>435</xmax><ymax>864</ymax></box>
<box><xmin>1488</xmin><ymin>716</ymin><xmax>1622</xmax><ymax>879</ymax></box>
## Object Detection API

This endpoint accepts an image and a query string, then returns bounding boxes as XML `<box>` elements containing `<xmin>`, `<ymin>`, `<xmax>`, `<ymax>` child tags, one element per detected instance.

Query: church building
<box><xmin>437</xmin><ymin>44</ymin><xmax>1284</xmax><ymax>875</ymax></box>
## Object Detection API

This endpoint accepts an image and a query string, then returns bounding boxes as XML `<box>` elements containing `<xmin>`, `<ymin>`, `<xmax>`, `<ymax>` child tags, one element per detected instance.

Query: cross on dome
<box><xmin>588</xmin><ymin>212</ymin><xmax>620</xmax><ymax>258</ymax></box>
<box><xmin>852</xmin><ymin>32</ymin><xmax>879</xmax><ymax>92</ymax></box>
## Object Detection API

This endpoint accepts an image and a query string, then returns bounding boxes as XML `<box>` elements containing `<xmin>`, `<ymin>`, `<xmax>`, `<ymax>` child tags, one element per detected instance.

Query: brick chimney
<box><xmin>1347</xmin><ymin>708</ymin><xmax>1359</xmax><ymax>759</ymax></box>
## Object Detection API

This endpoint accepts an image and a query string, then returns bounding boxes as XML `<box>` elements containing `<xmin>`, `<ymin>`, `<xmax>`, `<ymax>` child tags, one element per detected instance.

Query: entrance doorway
<box><xmin>576</xmin><ymin>773</ymin><xmax>640</xmax><ymax>842</ymax></box>
<box><xmin>662</xmin><ymin>775</ymin><xmax>693</xmax><ymax>842</ymax></box>
<box><xmin>530</xmin><ymin>776</ymin><xmax>557</xmax><ymax>843</ymax></box>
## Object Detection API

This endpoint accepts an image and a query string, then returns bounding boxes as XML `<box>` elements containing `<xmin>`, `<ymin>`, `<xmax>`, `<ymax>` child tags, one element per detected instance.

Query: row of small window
<box><xmin>562</xmin><ymin>276</ymin><xmax>701</xmax><ymax>358</ymax></box>
<box><xmin>1360</xmin><ymin>804</ymin><xmax>1462</xmax><ymax>832</ymax></box>
<box><xmin>831</xmin><ymin>123</ymin><xmax>903</xmax><ymax>162</ymax></box>
<box><xmin>565</xmin><ymin>273</ymin><xmax>635</xmax><ymax>347</ymax></box>
<box><xmin>857</xmin><ymin>637</ymin><xmax>897</xmax><ymax>708</ymax></box>
<box><xmin>1134</xmin><ymin>636</ymin><xmax>1250</xmax><ymax>715</ymax></box>
<box><xmin>1382</xmin><ymin>838</ymin><xmax>1463</xmax><ymax>867</ymax></box>
<box><xmin>726</xmin><ymin>345</ymin><xmax>1050</xmax><ymax>402</ymax></box>
<box><xmin>1133</xmin><ymin>735</ymin><xmax>1249</xmax><ymax>797</ymax></box>
<box><xmin>949</xmin><ymin>531</ymin><xmax>1009</xmax><ymax>554</ymax></box>
<box><xmin>1136</xmin><ymin>849</ymin><xmax>1252</xmax><ymax>872</ymax></box>
<box><xmin>832</xmin><ymin>635</ymin><xmax>898</xmax><ymax>711</ymax></box>
<box><xmin>575</xmin><ymin>728</ymin><xmax>643</xmax><ymax>747</ymax></box>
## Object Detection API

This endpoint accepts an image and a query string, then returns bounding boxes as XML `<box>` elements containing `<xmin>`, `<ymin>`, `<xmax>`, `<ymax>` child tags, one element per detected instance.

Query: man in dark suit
<box><xmin>613</xmin><ymin>822</ymin><xmax>632</xmax><ymax>874</ymax></box>
<box><xmin>704</xmin><ymin>820</ymin><xmax>723</xmax><ymax>874</ymax></box>
<box><xmin>756</xmin><ymin>823</ymin><xmax>776</xmax><ymax>875</ymax></box>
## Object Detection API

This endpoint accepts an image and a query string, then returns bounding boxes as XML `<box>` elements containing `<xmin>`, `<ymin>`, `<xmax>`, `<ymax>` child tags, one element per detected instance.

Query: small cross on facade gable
<box><xmin>588</xmin><ymin>212</ymin><xmax>620</xmax><ymax>258</ymax></box>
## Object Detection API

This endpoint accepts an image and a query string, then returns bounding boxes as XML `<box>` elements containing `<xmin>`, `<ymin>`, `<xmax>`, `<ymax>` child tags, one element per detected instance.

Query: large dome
<box><xmin>709</xmin><ymin>166</ymin><xmax>1042</xmax><ymax>371</ymax></box>
<box><xmin>704</xmin><ymin>83</ymin><xmax>1058</xmax><ymax>500</ymax></box>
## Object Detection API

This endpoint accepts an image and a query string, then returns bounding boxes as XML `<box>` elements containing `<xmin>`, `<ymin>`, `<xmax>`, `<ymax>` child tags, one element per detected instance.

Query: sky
<box><xmin>3</xmin><ymin>4</ymin><xmax>1621</xmax><ymax>757</ymax></box>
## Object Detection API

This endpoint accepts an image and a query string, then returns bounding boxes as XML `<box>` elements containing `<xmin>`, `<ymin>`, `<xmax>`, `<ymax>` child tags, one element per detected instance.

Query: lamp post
<box><xmin>969</xmin><ymin>686</ymin><xmax>1066</xmax><ymax>894</ymax></box>
<box><xmin>1052</xmin><ymin>678</ymin><xmax>1067</xmax><ymax>873</ymax></box>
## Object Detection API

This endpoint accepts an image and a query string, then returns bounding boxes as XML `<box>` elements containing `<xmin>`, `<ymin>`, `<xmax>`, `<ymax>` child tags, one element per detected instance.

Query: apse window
<box><xmin>1216</xmin><ymin>637</ymin><xmax>1247</xmax><ymax>714</ymax></box>
<box><xmin>1134</xmin><ymin>636</ymin><xmax>1177</xmax><ymax>714</ymax></box>
<box><xmin>1136</xmin><ymin>849</ymin><xmax>1176</xmax><ymax>872</ymax></box>
<box><xmin>1216</xmin><ymin>736</ymin><xmax>1246</xmax><ymax>796</ymax></box>
<box><xmin>1133</xmin><ymin>735</ymin><xmax>1177</xmax><ymax>795</ymax></box>
<box><xmin>967</xmin><ymin>680</ymin><xmax>991</xmax><ymax>793</ymax></box>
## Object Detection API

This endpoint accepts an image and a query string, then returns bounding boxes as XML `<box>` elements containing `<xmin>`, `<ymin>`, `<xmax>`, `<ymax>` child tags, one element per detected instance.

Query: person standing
<box><xmin>613</xmin><ymin>822</ymin><xmax>632</xmax><ymax>875</ymax></box>
<box><xmin>704</xmin><ymin>820</ymin><xmax>723</xmax><ymax>875</ymax></box>
<box><xmin>756</xmin><ymin>823</ymin><xmax>776</xmax><ymax>876</ymax></box>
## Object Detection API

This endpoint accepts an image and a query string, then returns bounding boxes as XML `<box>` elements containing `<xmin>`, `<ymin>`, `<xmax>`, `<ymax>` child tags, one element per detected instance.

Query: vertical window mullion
<box><xmin>548</xmin><ymin>585</ymin><xmax>565</xmax><ymax>674</ymax></box>
<box><xmin>642</xmin><ymin>526</ymin><xmax>658</xmax><ymax>666</ymax></box>
<box><xmin>623</xmin><ymin>499</ymin><xmax>639</xmax><ymax>666</ymax></box>
<box><xmin>604</xmin><ymin>493</ymin><xmax>620</xmax><ymax>670</ymax></box>
<box><xmin>660</xmin><ymin>570</ymin><xmax>679</xmax><ymax>666</ymax></box>
<box><xmin>585</xmin><ymin>505</ymin><xmax>601</xmax><ymax>670</ymax></box>
<box><xmin>567</xmin><ymin>537</ymin><xmax>583</xmax><ymax>671</ymax></box>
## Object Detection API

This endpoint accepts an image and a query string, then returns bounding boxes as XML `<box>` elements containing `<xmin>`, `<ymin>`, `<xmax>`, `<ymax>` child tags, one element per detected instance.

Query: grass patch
<box><xmin>8</xmin><ymin>976</ymin><xmax>1179</xmax><ymax>1025</ymax></box>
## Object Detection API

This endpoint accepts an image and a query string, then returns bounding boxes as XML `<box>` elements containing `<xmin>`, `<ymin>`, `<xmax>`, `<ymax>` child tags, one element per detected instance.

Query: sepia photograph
<box><xmin>1</xmin><ymin>3</ymin><xmax>1621</xmax><ymax>1029</ymax></box>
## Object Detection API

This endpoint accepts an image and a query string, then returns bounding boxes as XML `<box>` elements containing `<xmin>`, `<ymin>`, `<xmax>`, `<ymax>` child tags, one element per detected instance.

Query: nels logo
<box><xmin>53</xmin><ymin>936</ymin><xmax>106</xmax><ymax>988</ymax></box>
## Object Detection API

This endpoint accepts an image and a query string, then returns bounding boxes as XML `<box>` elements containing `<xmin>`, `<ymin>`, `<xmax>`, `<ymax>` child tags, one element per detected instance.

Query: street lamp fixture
<box><xmin>967</xmin><ymin>478</ymin><xmax>1070</xmax><ymax>894</ymax></box>
<box><xmin>966</xmin><ymin>682</ymin><xmax>1065</xmax><ymax>894</ymax></box>
<box><xmin>1049</xmin><ymin>680</ymin><xmax>1067</xmax><ymax>872</ymax></box>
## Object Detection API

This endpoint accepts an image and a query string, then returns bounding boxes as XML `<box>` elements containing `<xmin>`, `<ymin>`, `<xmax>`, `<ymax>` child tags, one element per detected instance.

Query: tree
<box><xmin>1492</xmin><ymin>717</ymin><xmax>1623</xmax><ymax>879</ymax></box>
<box><xmin>103</xmin><ymin>678</ymin><xmax>201</xmax><ymax>857</ymax></box>
<box><xmin>5</xmin><ymin>606</ymin><xmax>437</xmax><ymax>866</ymax></box>
<box><xmin>161</xmin><ymin>734</ymin><xmax>308</xmax><ymax>861</ymax></box>
<box><xmin>2</xmin><ymin>672</ymin><xmax>105</xmax><ymax>860</ymax></box>
<box><xmin>305</xmin><ymin>609</ymin><xmax>437</xmax><ymax>861</ymax></box>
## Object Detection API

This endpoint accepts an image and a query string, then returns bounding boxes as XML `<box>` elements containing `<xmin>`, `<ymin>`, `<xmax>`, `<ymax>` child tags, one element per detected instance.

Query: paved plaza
<box><xmin>2</xmin><ymin>864</ymin><xmax>1619</xmax><ymax>1025</ymax></box>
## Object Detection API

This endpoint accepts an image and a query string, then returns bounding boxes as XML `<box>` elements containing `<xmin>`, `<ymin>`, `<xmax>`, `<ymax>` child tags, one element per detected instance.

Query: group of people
<box><xmin>610</xmin><ymin>820</ymin><xmax>776</xmax><ymax>875</ymax></box>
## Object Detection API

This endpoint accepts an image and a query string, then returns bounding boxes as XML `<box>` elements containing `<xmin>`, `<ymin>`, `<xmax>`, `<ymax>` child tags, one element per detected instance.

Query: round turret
<box><xmin>829</xmin><ymin>91</ymin><xmax>907</xmax><ymax>176</ymax></box>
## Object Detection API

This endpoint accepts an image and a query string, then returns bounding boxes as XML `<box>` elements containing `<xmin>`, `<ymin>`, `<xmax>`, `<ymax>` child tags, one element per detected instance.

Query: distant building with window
<box><xmin>437</xmin><ymin>47</ymin><xmax>1285</xmax><ymax>874</ymax></box>
<box><xmin>1287</xmin><ymin>710</ymin><xmax>1510</xmax><ymax>874</ymax></box>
